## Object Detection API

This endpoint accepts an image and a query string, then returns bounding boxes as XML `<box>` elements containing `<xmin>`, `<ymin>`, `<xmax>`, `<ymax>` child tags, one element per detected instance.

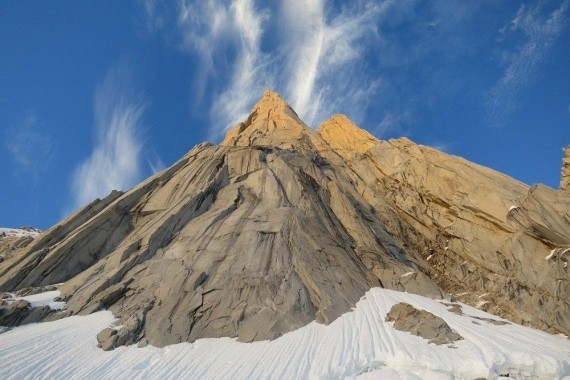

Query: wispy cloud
<box><xmin>148</xmin><ymin>1</ymin><xmax>567</xmax><ymax>145</ymax></box>
<box><xmin>373</xmin><ymin>110</ymin><xmax>413</xmax><ymax>138</ymax></box>
<box><xmin>147</xmin><ymin>0</ymin><xmax>412</xmax><ymax>138</ymax></box>
<box><xmin>279</xmin><ymin>0</ymin><xmax>386</xmax><ymax>127</ymax></box>
<box><xmin>146</xmin><ymin>148</ymin><xmax>166</xmax><ymax>174</ymax></box>
<box><xmin>488</xmin><ymin>1</ymin><xmax>569</xmax><ymax>126</ymax></box>
<box><xmin>175</xmin><ymin>0</ymin><xmax>271</xmax><ymax>137</ymax></box>
<box><xmin>6</xmin><ymin>115</ymin><xmax>55</xmax><ymax>183</ymax></box>
<box><xmin>430</xmin><ymin>141</ymin><xmax>451</xmax><ymax>153</ymax></box>
<box><xmin>140</xmin><ymin>0</ymin><xmax>169</xmax><ymax>32</ymax></box>
<box><xmin>69</xmin><ymin>62</ymin><xmax>146</xmax><ymax>211</ymax></box>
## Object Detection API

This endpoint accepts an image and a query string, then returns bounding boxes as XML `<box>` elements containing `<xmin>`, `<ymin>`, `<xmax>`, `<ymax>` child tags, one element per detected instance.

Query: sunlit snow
<box><xmin>0</xmin><ymin>288</ymin><xmax>568</xmax><ymax>379</ymax></box>
<box><xmin>0</xmin><ymin>228</ymin><xmax>40</xmax><ymax>238</ymax></box>
<box><xmin>14</xmin><ymin>290</ymin><xmax>65</xmax><ymax>311</ymax></box>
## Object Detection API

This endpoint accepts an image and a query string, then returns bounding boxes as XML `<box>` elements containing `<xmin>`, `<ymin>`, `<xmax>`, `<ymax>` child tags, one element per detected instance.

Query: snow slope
<box><xmin>0</xmin><ymin>227</ymin><xmax>40</xmax><ymax>238</ymax></box>
<box><xmin>14</xmin><ymin>290</ymin><xmax>66</xmax><ymax>310</ymax></box>
<box><xmin>0</xmin><ymin>288</ymin><xmax>568</xmax><ymax>379</ymax></box>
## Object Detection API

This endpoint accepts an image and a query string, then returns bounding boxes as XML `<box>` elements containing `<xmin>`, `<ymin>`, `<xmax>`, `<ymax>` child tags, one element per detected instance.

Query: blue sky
<box><xmin>1</xmin><ymin>0</ymin><xmax>569</xmax><ymax>230</ymax></box>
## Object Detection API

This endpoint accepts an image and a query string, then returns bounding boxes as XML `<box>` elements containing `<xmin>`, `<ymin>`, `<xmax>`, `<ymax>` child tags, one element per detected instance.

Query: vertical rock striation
<box><xmin>560</xmin><ymin>145</ymin><xmax>570</xmax><ymax>191</ymax></box>
<box><xmin>0</xmin><ymin>90</ymin><xmax>568</xmax><ymax>348</ymax></box>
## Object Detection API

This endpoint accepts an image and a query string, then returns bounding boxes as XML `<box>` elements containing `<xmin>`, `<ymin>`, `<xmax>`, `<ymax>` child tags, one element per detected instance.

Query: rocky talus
<box><xmin>0</xmin><ymin>90</ymin><xmax>567</xmax><ymax>349</ymax></box>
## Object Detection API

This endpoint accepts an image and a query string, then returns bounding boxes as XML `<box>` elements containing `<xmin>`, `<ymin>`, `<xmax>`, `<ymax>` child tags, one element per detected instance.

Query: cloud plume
<box><xmin>6</xmin><ymin>115</ymin><xmax>55</xmax><ymax>184</ymax></box>
<box><xmin>488</xmin><ymin>1</ymin><xmax>569</xmax><ymax>126</ymax></box>
<box><xmin>280</xmin><ymin>0</ymin><xmax>384</xmax><ymax>127</ymax></box>
<box><xmin>151</xmin><ymin>0</ymin><xmax>399</xmax><ymax>138</ymax></box>
<box><xmin>70</xmin><ymin>63</ymin><xmax>145</xmax><ymax>211</ymax></box>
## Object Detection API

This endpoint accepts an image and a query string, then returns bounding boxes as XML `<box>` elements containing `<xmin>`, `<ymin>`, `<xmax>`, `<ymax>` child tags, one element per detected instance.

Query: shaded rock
<box><xmin>97</xmin><ymin>327</ymin><xmax>116</xmax><ymax>343</ymax></box>
<box><xmin>97</xmin><ymin>328</ymin><xmax>118</xmax><ymax>351</ymax></box>
<box><xmin>0</xmin><ymin>299</ymin><xmax>31</xmax><ymax>326</ymax></box>
<box><xmin>100</xmin><ymin>335</ymin><xmax>118</xmax><ymax>351</ymax></box>
<box><xmin>317</xmin><ymin>123</ymin><xmax>569</xmax><ymax>336</ymax></box>
<box><xmin>560</xmin><ymin>146</ymin><xmax>570</xmax><ymax>191</ymax></box>
<box><xmin>470</xmin><ymin>315</ymin><xmax>510</xmax><ymax>326</ymax></box>
<box><xmin>20</xmin><ymin>305</ymin><xmax>51</xmax><ymax>324</ymax></box>
<box><xmin>385</xmin><ymin>302</ymin><xmax>462</xmax><ymax>345</ymax></box>
<box><xmin>0</xmin><ymin>299</ymin><xmax>53</xmax><ymax>327</ymax></box>
<box><xmin>15</xmin><ymin>285</ymin><xmax>59</xmax><ymax>297</ymax></box>
<box><xmin>442</xmin><ymin>302</ymin><xmax>463</xmax><ymax>315</ymax></box>
<box><xmin>0</xmin><ymin>89</ymin><xmax>567</xmax><ymax>349</ymax></box>
<box><xmin>507</xmin><ymin>184</ymin><xmax>570</xmax><ymax>246</ymax></box>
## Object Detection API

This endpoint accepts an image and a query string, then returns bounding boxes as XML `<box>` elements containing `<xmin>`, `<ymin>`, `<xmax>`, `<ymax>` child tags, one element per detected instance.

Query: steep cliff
<box><xmin>0</xmin><ymin>90</ymin><xmax>567</xmax><ymax>349</ymax></box>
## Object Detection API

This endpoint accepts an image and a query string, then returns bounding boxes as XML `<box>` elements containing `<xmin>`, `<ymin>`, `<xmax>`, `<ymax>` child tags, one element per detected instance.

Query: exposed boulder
<box><xmin>0</xmin><ymin>298</ymin><xmax>51</xmax><ymax>327</ymax></box>
<box><xmin>0</xmin><ymin>299</ymin><xmax>32</xmax><ymax>326</ymax></box>
<box><xmin>97</xmin><ymin>328</ymin><xmax>118</xmax><ymax>351</ymax></box>
<box><xmin>385</xmin><ymin>302</ymin><xmax>462</xmax><ymax>345</ymax></box>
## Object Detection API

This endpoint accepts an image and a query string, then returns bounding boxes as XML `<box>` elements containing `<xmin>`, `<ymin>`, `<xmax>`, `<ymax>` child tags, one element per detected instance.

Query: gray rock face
<box><xmin>385</xmin><ymin>302</ymin><xmax>462</xmax><ymax>345</ymax></box>
<box><xmin>0</xmin><ymin>299</ymin><xmax>52</xmax><ymax>327</ymax></box>
<box><xmin>317</xmin><ymin>118</ymin><xmax>569</xmax><ymax>336</ymax></box>
<box><xmin>561</xmin><ymin>146</ymin><xmax>570</xmax><ymax>191</ymax></box>
<box><xmin>0</xmin><ymin>90</ymin><xmax>567</xmax><ymax>347</ymax></box>
<box><xmin>0</xmin><ymin>233</ymin><xmax>35</xmax><ymax>263</ymax></box>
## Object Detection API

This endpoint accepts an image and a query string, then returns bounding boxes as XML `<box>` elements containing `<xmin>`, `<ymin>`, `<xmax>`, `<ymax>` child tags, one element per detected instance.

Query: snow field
<box><xmin>15</xmin><ymin>291</ymin><xmax>66</xmax><ymax>311</ymax></box>
<box><xmin>0</xmin><ymin>228</ymin><xmax>40</xmax><ymax>239</ymax></box>
<box><xmin>0</xmin><ymin>288</ymin><xmax>568</xmax><ymax>379</ymax></box>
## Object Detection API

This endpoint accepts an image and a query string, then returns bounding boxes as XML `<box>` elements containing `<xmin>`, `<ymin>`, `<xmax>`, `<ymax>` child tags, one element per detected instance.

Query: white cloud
<box><xmin>279</xmin><ymin>0</ymin><xmax>386</xmax><ymax>127</ymax></box>
<box><xmin>207</xmin><ymin>0</ymin><xmax>271</xmax><ymax>138</ymax></box>
<box><xmin>69</xmin><ymin>63</ymin><xmax>146</xmax><ymax>211</ymax></box>
<box><xmin>6</xmin><ymin>115</ymin><xmax>55</xmax><ymax>183</ymax></box>
<box><xmin>374</xmin><ymin>110</ymin><xmax>413</xmax><ymax>138</ymax></box>
<box><xmin>140</xmin><ymin>0</ymin><xmax>164</xmax><ymax>32</ymax></box>
<box><xmin>488</xmin><ymin>0</ymin><xmax>569</xmax><ymax>126</ymax></box>
<box><xmin>430</xmin><ymin>141</ymin><xmax>450</xmax><ymax>153</ymax></box>
<box><xmin>176</xmin><ymin>0</ymin><xmax>270</xmax><ymax>138</ymax></box>
<box><xmin>146</xmin><ymin>0</ymin><xmax>408</xmax><ymax>139</ymax></box>
<box><xmin>147</xmin><ymin>149</ymin><xmax>166</xmax><ymax>174</ymax></box>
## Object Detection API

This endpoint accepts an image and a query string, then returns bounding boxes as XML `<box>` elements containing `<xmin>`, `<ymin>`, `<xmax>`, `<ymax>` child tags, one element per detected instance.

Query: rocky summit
<box><xmin>0</xmin><ymin>90</ymin><xmax>568</xmax><ymax>349</ymax></box>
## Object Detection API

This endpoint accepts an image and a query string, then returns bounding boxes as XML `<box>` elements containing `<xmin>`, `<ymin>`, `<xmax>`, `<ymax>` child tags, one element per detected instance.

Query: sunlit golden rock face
<box><xmin>1</xmin><ymin>90</ymin><xmax>568</xmax><ymax>350</ymax></box>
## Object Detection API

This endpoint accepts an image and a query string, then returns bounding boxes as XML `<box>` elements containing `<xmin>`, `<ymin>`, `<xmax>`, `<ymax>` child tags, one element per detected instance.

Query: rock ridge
<box><xmin>0</xmin><ymin>90</ymin><xmax>568</xmax><ymax>348</ymax></box>
<box><xmin>561</xmin><ymin>145</ymin><xmax>570</xmax><ymax>191</ymax></box>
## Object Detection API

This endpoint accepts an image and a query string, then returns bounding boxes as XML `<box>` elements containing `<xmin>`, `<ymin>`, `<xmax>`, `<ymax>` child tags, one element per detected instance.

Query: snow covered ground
<box><xmin>0</xmin><ymin>288</ymin><xmax>568</xmax><ymax>379</ymax></box>
<box><xmin>13</xmin><ymin>290</ymin><xmax>66</xmax><ymax>311</ymax></box>
<box><xmin>0</xmin><ymin>227</ymin><xmax>40</xmax><ymax>238</ymax></box>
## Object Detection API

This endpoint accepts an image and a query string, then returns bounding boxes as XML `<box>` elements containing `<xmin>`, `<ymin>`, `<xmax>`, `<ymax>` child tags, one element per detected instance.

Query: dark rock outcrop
<box><xmin>385</xmin><ymin>302</ymin><xmax>462</xmax><ymax>345</ymax></box>
<box><xmin>0</xmin><ymin>299</ymin><xmax>52</xmax><ymax>327</ymax></box>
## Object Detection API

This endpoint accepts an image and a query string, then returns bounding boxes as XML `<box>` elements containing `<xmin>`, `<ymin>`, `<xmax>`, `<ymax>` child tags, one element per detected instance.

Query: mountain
<box><xmin>0</xmin><ymin>91</ymin><xmax>568</xmax><ymax>374</ymax></box>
